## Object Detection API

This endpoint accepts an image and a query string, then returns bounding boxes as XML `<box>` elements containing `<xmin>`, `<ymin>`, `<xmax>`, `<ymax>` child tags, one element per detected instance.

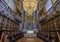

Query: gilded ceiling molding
<box><xmin>23</xmin><ymin>0</ymin><xmax>38</xmax><ymax>16</ymax></box>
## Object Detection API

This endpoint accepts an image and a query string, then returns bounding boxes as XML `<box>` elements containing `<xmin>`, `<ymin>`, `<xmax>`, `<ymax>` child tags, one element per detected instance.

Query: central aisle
<box><xmin>16</xmin><ymin>37</ymin><xmax>44</xmax><ymax>42</ymax></box>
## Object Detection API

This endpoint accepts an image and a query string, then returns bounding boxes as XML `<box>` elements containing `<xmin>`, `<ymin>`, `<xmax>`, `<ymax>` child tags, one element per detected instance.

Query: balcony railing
<box><xmin>14</xmin><ymin>15</ymin><xmax>21</xmax><ymax>23</ymax></box>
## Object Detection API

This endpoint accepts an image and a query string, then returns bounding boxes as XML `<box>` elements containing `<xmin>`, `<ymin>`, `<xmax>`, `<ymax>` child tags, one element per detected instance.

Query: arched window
<box><xmin>5</xmin><ymin>0</ymin><xmax>10</xmax><ymax>4</ymax></box>
<box><xmin>46</xmin><ymin>0</ymin><xmax>52</xmax><ymax>11</ymax></box>
<box><xmin>5</xmin><ymin>0</ymin><xmax>15</xmax><ymax>10</ymax></box>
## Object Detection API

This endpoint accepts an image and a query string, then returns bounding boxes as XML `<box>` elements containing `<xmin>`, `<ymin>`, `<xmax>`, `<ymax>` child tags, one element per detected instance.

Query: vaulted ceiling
<box><xmin>23</xmin><ymin>0</ymin><xmax>38</xmax><ymax>16</ymax></box>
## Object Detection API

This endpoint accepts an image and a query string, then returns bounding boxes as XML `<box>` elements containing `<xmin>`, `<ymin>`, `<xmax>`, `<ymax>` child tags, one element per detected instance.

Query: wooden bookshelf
<box><xmin>40</xmin><ymin>10</ymin><xmax>60</xmax><ymax>37</ymax></box>
<box><xmin>0</xmin><ymin>10</ymin><xmax>19</xmax><ymax>32</ymax></box>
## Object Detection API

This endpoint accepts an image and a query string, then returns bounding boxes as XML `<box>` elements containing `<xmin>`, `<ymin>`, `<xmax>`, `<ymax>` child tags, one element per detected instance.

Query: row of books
<box><xmin>0</xmin><ymin>13</ymin><xmax>19</xmax><ymax>32</ymax></box>
<box><xmin>40</xmin><ymin>11</ymin><xmax>60</xmax><ymax>36</ymax></box>
<box><xmin>0</xmin><ymin>0</ymin><xmax>20</xmax><ymax>32</ymax></box>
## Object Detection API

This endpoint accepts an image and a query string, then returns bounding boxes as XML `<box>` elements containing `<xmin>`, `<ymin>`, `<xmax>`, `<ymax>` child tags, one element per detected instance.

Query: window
<box><xmin>46</xmin><ymin>0</ymin><xmax>52</xmax><ymax>11</ymax></box>
<box><xmin>5</xmin><ymin>0</ymin><xmax>10</xmax><ymax>4</ymax></box>
<box><xmin>5</xmin><ymin>0</ymin><xmax>15</xmax><ymax>10</ymax></box>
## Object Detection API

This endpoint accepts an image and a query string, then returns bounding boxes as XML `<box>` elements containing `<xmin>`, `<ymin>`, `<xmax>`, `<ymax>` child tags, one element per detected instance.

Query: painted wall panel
<box><xmin>56</xmin><ymin>2</ymin><xmax>60</xmax><ymax>11</ymax></box>
<box><xmin>51</xmin><ymin>0</ymin><xmax>57</xmax><ymax>4</ymax></box>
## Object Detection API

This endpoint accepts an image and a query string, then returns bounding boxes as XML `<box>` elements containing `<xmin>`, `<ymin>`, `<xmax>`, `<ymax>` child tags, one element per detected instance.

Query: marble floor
<box><xmin>16</xmin><ymin>37</ymin><xmax>44</xmax><ymax>42</ymax></box>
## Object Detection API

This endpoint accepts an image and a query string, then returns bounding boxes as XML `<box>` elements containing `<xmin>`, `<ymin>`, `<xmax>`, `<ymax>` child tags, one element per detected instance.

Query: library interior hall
<box><xmin>0</xmin><ymin>0</ymin><xmax>60</xmax><ymax>42</ymax></box>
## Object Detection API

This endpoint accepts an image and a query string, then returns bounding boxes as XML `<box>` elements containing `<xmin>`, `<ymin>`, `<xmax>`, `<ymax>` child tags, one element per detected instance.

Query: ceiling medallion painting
<box><xmin>23</xmin><ymin>0</ymin><xmax>38</xmax><ymax>16</ymax></box>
